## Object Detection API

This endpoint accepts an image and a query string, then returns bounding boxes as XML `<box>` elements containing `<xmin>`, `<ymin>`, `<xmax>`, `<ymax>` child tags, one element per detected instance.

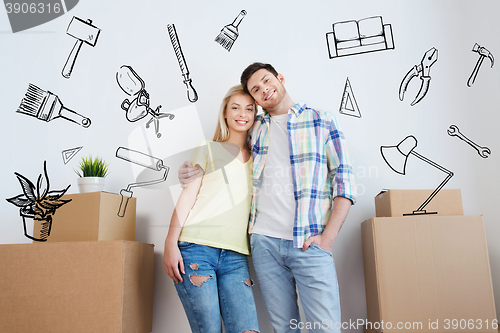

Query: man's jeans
<box><xmin>251</xmin><ymin>234</ymin><xmax>341</xmax><ymax>333</ymax></box>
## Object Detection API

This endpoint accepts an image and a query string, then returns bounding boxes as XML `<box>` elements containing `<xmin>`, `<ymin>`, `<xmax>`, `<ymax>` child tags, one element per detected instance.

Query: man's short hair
<box><xmin>240</xmin><ymin>62</ymin><xmax>279</xmax><ymax>95</ymax></box>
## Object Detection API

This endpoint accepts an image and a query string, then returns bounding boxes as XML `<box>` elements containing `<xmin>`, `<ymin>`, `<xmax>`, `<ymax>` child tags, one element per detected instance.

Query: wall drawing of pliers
<box><xmin>399</xmin><ymin>47</ymin><xmax>438</xmax><ymax>106</ymax></box>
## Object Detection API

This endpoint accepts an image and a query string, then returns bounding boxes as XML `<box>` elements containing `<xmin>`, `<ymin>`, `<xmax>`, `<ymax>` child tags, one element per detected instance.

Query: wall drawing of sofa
<box><xmin>326</xmin><ymin>16</ymin><xmax>394</xmax><ymax>58</ymax></box>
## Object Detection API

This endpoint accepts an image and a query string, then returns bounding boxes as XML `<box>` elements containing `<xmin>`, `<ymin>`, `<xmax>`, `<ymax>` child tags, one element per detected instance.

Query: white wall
<box><xmin>0</xmin><ymin>1</ymin><xmax>499</xmax><ymax>332</ymax></box>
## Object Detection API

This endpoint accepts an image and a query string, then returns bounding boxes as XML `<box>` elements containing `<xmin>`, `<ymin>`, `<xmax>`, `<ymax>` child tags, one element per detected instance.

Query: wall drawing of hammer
<box><xmin>215</xmin><ymin>10</ymin><xmax>247</xmax><ymax>51</ymax></box>
<box><xmin>62</xmin><ymin>17</ymin><xmax>101</xmax><ymax>79</ymax></box>
<box><xmin>166</xmin><ymin>24</ymin><xmax>198</xmax><ymax>103</ymax></box>
<box><xmin>17</xmin><ymin>83</ymin><xmax>91</xmax><ymax>128</ymax></box>
<box><xmin>447</xmin><ymin>125</ymin><xmax>491</xmax><ymax>158</ymax></box>
<box><xmin>115</xmin><ymin>147</ymin><xmax>170</xmax><ymax>217</ymax></box>
<box><xmin>467</xmin><ymin>43</ymin><xmax>494</xmax><ymax>87</ymax></box>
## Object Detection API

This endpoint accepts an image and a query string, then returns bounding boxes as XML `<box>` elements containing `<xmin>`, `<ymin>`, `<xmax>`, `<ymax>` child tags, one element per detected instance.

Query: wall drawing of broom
<box><xmin>17</xmin><ymin>83</ymin><xmax>91</xmax><ymax>128</ymax></box>
<box><xmin>215</xmin><ymin>10</ymin><xmax>247</xmax><ymax>51</ymax></box>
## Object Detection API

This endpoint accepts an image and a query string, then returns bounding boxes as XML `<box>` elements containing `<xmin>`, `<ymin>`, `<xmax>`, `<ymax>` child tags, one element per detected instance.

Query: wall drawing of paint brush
<box><xmin>166</xmin><ymin>24</ymin><xmax>198</xmax><ymax>103</ymax></box>
<box><xmin>17</xmin><ymin>83</ymin><xmax>91</xmax><ymax>128</ymax></box>
<box><xmin>215</xmin><ymin>10</ymin><xmax>247</xmax><ymax>51</ymax></box>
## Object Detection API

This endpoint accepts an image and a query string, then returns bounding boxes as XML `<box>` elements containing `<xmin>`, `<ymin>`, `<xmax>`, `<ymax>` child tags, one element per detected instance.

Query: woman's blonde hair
<box><xmin>212</xmin><ymin>85</ymin><xmax>257</xmax><ymax>142</ymax></box>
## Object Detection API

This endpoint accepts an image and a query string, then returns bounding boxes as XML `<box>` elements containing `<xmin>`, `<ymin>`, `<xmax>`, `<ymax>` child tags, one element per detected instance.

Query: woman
<box><xmin>163</xmin><ymin>85</ymin><xmax>259</xmax><ymax>333</ymax></box>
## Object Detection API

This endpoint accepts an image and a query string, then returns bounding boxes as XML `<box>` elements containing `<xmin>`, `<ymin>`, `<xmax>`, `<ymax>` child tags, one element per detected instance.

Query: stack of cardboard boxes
<box><xmin>362</xmin><ymin>189</ymin><xmax>497</xmax><ymax>333</ymax></box>
<box><xmin>0</xmin><ymin>192</ymin><xmax>155</xmax><ymax>333</ymax></box>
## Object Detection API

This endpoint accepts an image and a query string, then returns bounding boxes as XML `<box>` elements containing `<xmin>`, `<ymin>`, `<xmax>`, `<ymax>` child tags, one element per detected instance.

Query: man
<box><xmin>180</xmin><ymin>63</ymin><xmax>356</xmax><ymax>333</ymax></box>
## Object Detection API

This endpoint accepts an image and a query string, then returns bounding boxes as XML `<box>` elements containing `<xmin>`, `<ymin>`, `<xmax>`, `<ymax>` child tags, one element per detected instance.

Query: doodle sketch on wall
<box><xmin>167</xmin><ymin>24</ymin><xmax>199</xmax><ymax>103</ymax></box>
<box><xmin>17</xmin><ymin>83</ymin><xmax>91</xmax><ymax>128</ymax></box>
<box><xmin>116</xmin><ymin>65</ymin><xmax>175</xmax><ymax>138</ymax></box>
<box><xmin>447</xmin><ymin>125</ymin><xmax>491</xmax><ymax>158</ymax></box>
<box><xmin>215</xmin><ymin>10</ymin><xmax>247</xmax><ymax>52</ymax></box>
<box><xmin>62</xmin><ymin>146</ymin><xmax>83</xmax><ymax>164</ymax></box>
<box><xmin>6</xmin><ymin>161</ymin><xmax>72</xmax><ymax>242</ymax></box>
<box><xmin>62</xmin><ymin>17</ymin><xmax>101</xmax><ymax>79</ymax></box>
<box><xmin>339</xmin><ymin>77</ymin><xmax>361</xmax><ymax>118</ymax></box>
<box><xmin>115</xmin><ymin>147</ymin><xmax>170</xmax><ymax>217</ymax></box>
<box><xmin>399</xmin><ymin>47</ymin><xmax>438</xmax><ymax>106</ymax></box>
<box><xmin>381</xmin><ymin>135</ymin><xmax>454</xmax><ymax>216</ymax></box>
<box><xmin>467</xmin><ymin>43</ymin><xmax>494</xmax><ymax>87</ymax></box>
<box><xmin>326</xmin><ymin>16</ymin><xmax>394</xmax><ymax>59</ymax></box>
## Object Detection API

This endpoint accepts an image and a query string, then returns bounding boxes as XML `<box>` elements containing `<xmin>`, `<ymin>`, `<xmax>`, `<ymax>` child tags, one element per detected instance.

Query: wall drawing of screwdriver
<box><xmin>399</xmin><ymin>47</ymin><xmax>438</xmax><ymax>106</ymax></box>
<box><xmin>167</xmin><ymin>24</ymin><xmax>198</xmax><ymax>103</ymax></box>
<box><xmin>116</xmin><ymin>147</ymin><xmax>170</xmax><ymax>217</ymax></box>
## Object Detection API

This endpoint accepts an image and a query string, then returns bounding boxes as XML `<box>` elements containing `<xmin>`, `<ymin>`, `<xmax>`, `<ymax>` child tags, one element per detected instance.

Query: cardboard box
<box><xmin>33</xmin><ymin>191</ymin><xmax>136</xmax><ymax>242</ymax></box>
<box><xmin>361</xmin><ymin>215</ymin><xmax>496</xmax><ymax>333</ymax></box>
<box><xmin>0</xmin><ymin>241</ymin><xmax>154</xmax><ymax>333</ymax></box>
<box><xmin>375</xmin><ymin>189</ymin><xmax>463</xmax><ymax>217</ymax></box>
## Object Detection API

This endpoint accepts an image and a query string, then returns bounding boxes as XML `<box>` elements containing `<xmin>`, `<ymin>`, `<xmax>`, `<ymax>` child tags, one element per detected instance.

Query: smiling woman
<box><xmin>213</xmin><ymin>85</ymin><xmax>257</xmax><ymax>143</ymax></box>
<box><xmin>163</xmin><ymin>85</ymin><xmax>259</xmax><ymax>333</ymax></box>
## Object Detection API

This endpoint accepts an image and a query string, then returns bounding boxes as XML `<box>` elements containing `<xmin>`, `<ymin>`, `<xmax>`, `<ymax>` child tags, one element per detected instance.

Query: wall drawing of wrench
<box><xmin>447</xmin><ymin>125</ymin><xmax>491</xmax><ymax>158</ymax></box>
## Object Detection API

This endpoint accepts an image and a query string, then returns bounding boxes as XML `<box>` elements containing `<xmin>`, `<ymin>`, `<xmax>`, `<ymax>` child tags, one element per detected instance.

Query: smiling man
<box><xmin>240</xmin><ymin>62</ymin><xmax>356</xmax><ymax>333</ymax></box>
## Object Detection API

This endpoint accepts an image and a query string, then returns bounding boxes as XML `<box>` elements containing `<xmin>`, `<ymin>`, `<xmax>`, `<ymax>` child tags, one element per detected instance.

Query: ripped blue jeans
<box><xmin>174</xmin><ymin>241</ymin><xmax>260</xmax><ymax>333</ymax></box>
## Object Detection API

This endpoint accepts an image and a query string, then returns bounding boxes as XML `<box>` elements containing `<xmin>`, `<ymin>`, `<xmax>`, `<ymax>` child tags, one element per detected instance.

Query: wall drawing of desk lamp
<box><xmin>380</xmin><ymin>135</ymin><xmax>454</xmax><ymax>216</ymax></box>
<box><xmin>116</xmin><ymin>147</ymin><xmax>170</xmax><ymax>217</ymax></box>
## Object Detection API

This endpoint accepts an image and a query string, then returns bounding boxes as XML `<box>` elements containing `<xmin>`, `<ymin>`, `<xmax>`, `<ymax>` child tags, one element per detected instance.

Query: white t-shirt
<box><xmin>252</xmin><ymin>113</ymin><xmax>295</xmax><ymax>240</ymax></box>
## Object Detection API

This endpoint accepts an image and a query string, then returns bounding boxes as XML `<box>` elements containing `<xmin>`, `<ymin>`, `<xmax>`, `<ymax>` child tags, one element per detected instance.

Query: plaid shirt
<box><xmin>248</xmin><ymin>103</ymin><xmax>356</xmax><ymax>248</ymax></box>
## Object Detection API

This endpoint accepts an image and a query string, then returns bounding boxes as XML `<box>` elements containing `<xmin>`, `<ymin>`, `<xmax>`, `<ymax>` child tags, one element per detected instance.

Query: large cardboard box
<box><xmin>375</xmin><ymin>189</ymin><xmax>463</xmax><ymax>217</ymax></box>
<box><xmin>33</xmin><ymin>191</ymin><xmax>136</xmax><ymax>242</ymax></box>
<box><xmin>0</xmin><ymin>241</ymin><xmax>154</xmax><ymax>333</ymax></box>
<box><xmin>361</xmin><ymin>215</ymin><xmax>497</xmax><ymax>333</ymax></box>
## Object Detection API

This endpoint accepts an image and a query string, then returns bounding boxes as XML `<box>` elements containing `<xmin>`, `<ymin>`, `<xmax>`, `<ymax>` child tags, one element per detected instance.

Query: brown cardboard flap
<box><xmin>361</xmin><ymin>218</ymin><xmax>381</xmax><ymax>325</ymax></box>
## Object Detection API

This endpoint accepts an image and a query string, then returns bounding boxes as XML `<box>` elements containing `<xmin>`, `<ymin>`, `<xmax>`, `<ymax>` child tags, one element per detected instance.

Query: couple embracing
<box><xmin>163</xmin><ymin>62</ymin><xmax>356</xmax><ymax>333</ymax></box>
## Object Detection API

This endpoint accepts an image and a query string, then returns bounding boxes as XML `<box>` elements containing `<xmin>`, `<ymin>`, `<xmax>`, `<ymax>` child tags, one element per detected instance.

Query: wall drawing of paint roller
<box><xmin>62</xmin><ymin>17</ymin><xmax>101</xmax><ymax>79</ymax></box>
<box><xmin>17</xmin><ymin>83</ymin><xmax>91</xmax><ymax>127</ymax></box>
<box><xmin>116</xmin><ymin>147</ymin><xmax>170</xmax><ymax>217</ymax></box>
<box><xmin>167</xmin><ymin>24</ymin><xmax>198</xmax><ymax>103</ymax></box>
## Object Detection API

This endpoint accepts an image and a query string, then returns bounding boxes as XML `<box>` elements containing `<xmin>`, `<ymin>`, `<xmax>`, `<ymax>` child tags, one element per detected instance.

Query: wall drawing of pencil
<box><xmin>17</xmin><ymin>83</ymin><xmax>91</xmax><ymax>128</ymax></box>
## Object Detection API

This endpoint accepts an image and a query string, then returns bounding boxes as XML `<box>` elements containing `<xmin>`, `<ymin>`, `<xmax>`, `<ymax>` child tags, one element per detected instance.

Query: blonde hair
<box><xmin>212</xmin><ymin>85</ymin><xmax>257</xmax><ymax>142</ymax></box>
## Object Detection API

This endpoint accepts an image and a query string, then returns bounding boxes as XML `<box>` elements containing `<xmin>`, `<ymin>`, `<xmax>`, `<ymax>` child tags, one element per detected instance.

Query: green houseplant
<box><xmin>6</xmin><ymin>161</ymin><xmax>72</xmax><ymax>241</ymax></box>
<box><xmin>75</xmin><ymin>155</ymin><xmax>109</xmax><ymax>193</ymax></box>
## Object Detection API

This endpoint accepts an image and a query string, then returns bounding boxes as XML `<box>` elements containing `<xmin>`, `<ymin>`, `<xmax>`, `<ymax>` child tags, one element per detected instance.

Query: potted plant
<box><xmin>6</xmin><ymin>161</ymin><xmax>72</xmax><ymax>242</ymax></box>
<box><xmin>75</xmin><ymin>155</ymin><xmax>109</xmax><ymax>193</ymax></box>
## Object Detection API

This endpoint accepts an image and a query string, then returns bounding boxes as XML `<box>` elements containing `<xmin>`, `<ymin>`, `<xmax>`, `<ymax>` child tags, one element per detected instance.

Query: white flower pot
<box><xmin>77</xmin><ymin>177</ymin><xmax>105</xmax><ymax>193</ymax></box>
